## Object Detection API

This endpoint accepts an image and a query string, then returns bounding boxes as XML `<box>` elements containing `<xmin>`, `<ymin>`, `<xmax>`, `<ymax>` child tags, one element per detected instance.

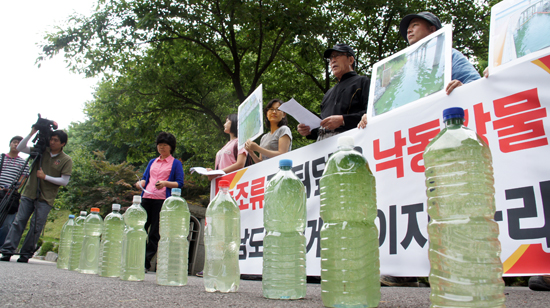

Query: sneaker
<box><xmin>529</xmin><ymin>276</ymin><xmax>550</xmax><ymax>291</ymax></box>
<box><xmin>196</xmin><ymin>271</ymin><xmax>203</xmax><ymax>277</ymax></box>
<box><xmin>0</xmin><ymin>254</ymin><xmax>12</xmax><ymax>262</ymax></box>
<box><xmin>380</xmin><ymin>275</ymin><xmax>419</xmax><ymax>287</ymax></box>
<box><xmin>17</xmin><ymin>256</ymin><xmax>29</xmax><ymax>263</ymax></box>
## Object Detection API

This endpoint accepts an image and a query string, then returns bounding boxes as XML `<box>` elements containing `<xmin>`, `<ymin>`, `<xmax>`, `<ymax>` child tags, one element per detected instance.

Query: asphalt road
<box><xmin>1</xmin><ymin>258</ymin><xmax>548</xmax><ymax>307</ymax></box>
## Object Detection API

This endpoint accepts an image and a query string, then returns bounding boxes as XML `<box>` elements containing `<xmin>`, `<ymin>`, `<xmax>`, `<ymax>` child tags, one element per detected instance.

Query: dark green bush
<box><xmin>38</xmin><ymin>242</ymin><xmax>54</xmax><ymax>256</ymax></box>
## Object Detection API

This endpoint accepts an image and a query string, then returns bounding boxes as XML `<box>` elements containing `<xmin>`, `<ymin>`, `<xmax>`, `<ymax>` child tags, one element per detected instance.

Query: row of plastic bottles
<box><xmin>55</xmin><ymin>107</ymin><xmax>505</xmax><ymax>307</ymax></box>
<box><xmin>57</xmin><ymin>196</ymin><xmax>149</xmax><ymax>281</ymax></box>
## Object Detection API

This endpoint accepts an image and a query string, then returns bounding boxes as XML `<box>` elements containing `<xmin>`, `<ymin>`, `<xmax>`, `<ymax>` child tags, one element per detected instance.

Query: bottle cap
<box><xmin>219</xmin><ymin>180</ymin><xmax>230</xmax><ymax>188</ymax></box>
<box><xmin>443</xmin><ymin>107</ymin><xmax>464</xmax><ymax>121</ymax></box>
<box><xmin>80</xmin><ymin>211</ymin><xmax>87</xmax><ymax>216</ymax></box>
<box><xmin>112</xmin><ymin>204</ymin><xmax>121</xmax><ymax>211</ymax></box>
<box><xmin>172</xmin><ymin>188</ymin><xmax>181</xmax><ymax>196</ymax></box>
<box><xmin>69</xmin><ymin>215</ymin><xmax>75</xmax><ymax>219</ymax></box>
<box><xmin>337</xmin><ymin>136</ymin><xmax>355</xmax><ymax>148</ymax></box>
<box><xmin>279</xmin><ymin>159</ymin><xmax>292</xmax><ymax>167</ymax></box>
<box><xmin>91</xmin><ymin>207</ymin><xmax>100</xmax><ymax>213</ymax></box>
<box><xmin>133</xmin><ymin>195</ymin><xmax>142</xmax><ymax>203</ymax></box>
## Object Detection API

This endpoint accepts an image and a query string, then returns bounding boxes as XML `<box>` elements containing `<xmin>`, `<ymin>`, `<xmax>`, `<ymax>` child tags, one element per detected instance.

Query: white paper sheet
<box><xmin>279</xmin><ymin>98</ymin><xmax>322</xmax><ymax>129</ymax></box>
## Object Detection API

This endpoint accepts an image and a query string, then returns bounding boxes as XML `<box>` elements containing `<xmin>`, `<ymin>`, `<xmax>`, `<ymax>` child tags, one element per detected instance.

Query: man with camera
<box><xmin>0</xmin><ymin>136</ymin><xmax>29</xmax><ymax>245</ymax></box>
<box><xmin>0</xmin><ymin>126</ymin><xmax>72</xmax><ymax>263</ymax></box>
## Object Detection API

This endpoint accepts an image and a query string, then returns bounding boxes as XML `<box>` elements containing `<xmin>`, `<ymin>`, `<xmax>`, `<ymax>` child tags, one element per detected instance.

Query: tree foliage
<box><xmin>40</xmin><ymin>0</ymin><xmax>493</xmax><ymax>168</ymax></box>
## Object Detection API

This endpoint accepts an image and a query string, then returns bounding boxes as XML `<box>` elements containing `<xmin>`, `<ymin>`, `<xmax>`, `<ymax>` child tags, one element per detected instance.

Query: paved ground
<box><xmin>1</xmin><ymin>258</ymin><xmax>548</xmax><ymax>307</ymax></box>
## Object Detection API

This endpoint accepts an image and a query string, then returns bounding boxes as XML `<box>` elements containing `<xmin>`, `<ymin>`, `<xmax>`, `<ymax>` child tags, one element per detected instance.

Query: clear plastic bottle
<box><xmin>79</xmin><ymin>207</ymin><xmax>104</xmax><ymax>274</ymax></box>
<box><xmin>319</xmin><ymin>136</ymin><xmax>380</xmax><ymax>308</ymax></box>
<box><xmin>99</xmin><ymin>204</ymin><xmax>125</xmax><ymax>277</ymax></box>
<box><xmin>57</xmin><ymin>214</ymin><xmax>75</xmax><ymax>269</ymax></box>
<box><xmin>424</xmin><ymin>107</ymin><xmax>505</xmax><ymax>308</ymax></box>
<box><xmin>262</xmin><ymin>159</ymin><xmax>307</xmax><ymax>299</ymax></box>
<box><xmin>68</xmin><ymin>211</ymin><xmax>87</xmax><ymax>271</ymax></box>
<box><xmin>204</xmin><ymin>180</ymin><xmax>241</xmax><ymax>293</ymax></box>
<box><xmin>120</xmin><ymin>195</ymin><xmax>148</xmax><ymax>281</ymax></box>
<box><xmin>156</xmin><ymin>188</ymin><xmax>190</xmax><ymax>286</ymax></box>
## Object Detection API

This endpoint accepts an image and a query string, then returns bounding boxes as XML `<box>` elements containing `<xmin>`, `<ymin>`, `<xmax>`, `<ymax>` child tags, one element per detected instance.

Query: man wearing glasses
<box><xmin>297</xmin><ymin>43</ymin><xmax>370</xmax><ymax>141</ymax></box>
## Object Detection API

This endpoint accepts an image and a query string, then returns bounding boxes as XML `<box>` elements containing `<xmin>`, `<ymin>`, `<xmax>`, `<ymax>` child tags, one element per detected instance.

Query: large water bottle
<box><xmin>57</xmin><ymin>214</ymin><xmax>75</xmax><ymax>269</ymax></box>
<box><xmin>156</xmin><ymin>188</ymin><xmax>190</xmax><ymax>286</ymax></box>
<box><xmin>79</xmin><ymin>207</ymin><xmax>104</xmax><ymax>274</ymax></box>
<box><xmin>68</xmin><ymin>211</ymin><xmax>87</xmax><ymax>271</ymax></box>
<box><xmin>424</xmin><ymin>107</ymin><xmax>505</xmax><ymax>307</ymax></box>
<box><xmin>120</xmin><ymin>195</ymin><xmax>148</xmax><ymax>281</ymax></box>
<box><xmin>319</xmin><ymin>136</ymin><xmax>380</xmax><ymax>308</ymax></box>
<box><xmin>204</xmin><ymin>180</ymin><xmax>241</xmax><ymax>293</ymax></box>
<box><xmin>99</xmin><ymin>204</ymin><xmax>125</xmax><ymax>277</ymax></box>
<box><xmin>262</xmin><ymin>159</ymin><xmax>307</xmax><ymax>299</ymax></box>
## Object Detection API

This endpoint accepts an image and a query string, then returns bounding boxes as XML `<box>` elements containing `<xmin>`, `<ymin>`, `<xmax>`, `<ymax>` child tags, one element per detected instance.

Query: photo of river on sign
<box><xmin>370</xmin><ymin>29</ymin><xmax>450</xmax><ymax>117</ymax></box>
<box><xmin>490</xmin><ymin>0</ymin><xmax>550</xmax><ymax>72</ymax></box>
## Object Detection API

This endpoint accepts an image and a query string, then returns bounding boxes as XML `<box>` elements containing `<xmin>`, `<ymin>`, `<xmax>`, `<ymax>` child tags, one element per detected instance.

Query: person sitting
<box><xmin>245</xmin><ymin>99</ymin><xmax>292</xmax><ymax>162</ymax></box>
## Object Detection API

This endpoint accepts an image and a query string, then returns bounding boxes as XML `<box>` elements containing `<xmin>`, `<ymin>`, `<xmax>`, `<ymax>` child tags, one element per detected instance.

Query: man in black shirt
<box><xmin>297</xmin><ymin>44</ymin><xmax>370</xmax><ymax>141</ymax></box>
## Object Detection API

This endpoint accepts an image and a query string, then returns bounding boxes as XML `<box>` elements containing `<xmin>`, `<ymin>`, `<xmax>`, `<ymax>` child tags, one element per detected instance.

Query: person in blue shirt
<box><xmin>358</xmin><ymin>12</ymin><xmax>481</xmax><ymax>129</ymax></box>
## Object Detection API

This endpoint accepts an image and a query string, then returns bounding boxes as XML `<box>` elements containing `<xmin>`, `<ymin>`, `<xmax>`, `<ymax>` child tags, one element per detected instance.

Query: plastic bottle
<box><xmin>156</xmin><ymin>188</ymin><xmax>190</xmax><ymax>286</ymax></box>
<box><xmin>424</xmin><ymin>107</ymin><xmax>505</xmax><ymax>307</ymax></box>
<box><xmin>262</xmin><ymin>159</ymin><xmax>307</xmax><ymax>299</ymax></box>
<box><xmin>56</xmin><ymin>214</ymin><xmax>75</xmax><ymax>269</ymax></box>
<box><xmin>68</xmin><ymin>211</ymin><xmax>87</xmax><ymax>271</ymax></box>
<box><xmin>319</xmin><ymin>136</ymin><xmax>380</xmax><ymax>308</ymax></box>
<box><xmin>79</xmin><ymin>207</ymin><xmax>104</xmax><ymax>274</ymax></box>
<box><xmin>120</xmin><ymin>195</ymin><xmax>148</xmax><ymax>281</ymax></box>
<box><xmin>204</xmin><ymin>180</ymin><xmax>241</xmax><ymax>293</ymax></box>
<box><xmin>99</xmin><ymin>204</ymin><xmax>125</xmax><ymax>277</ymax></box>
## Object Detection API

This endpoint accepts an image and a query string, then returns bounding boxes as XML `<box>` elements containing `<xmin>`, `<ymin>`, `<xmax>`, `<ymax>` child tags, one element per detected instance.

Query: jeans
<box><xmin>0</xmin><ymin>196</ymin><xmax>52</xmax><ymax>258</ymax></box>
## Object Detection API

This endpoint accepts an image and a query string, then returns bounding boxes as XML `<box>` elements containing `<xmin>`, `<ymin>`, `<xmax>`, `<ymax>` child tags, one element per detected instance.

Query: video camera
<box><xmin>31</xmin><ymin>114</ymin><xmax>58</xmax><ymax>157</ymax></box>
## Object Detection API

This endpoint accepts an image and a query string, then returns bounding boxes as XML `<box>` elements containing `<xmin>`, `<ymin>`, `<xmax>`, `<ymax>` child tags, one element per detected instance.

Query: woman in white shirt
<box><xmin>245</xmin><ymin>99</ymin><xmax>292</xmax><ymax>163</ymax></box>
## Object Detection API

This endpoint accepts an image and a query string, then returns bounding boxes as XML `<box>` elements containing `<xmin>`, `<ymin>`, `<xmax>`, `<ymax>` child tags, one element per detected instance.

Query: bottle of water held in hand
<box><xmin>204</xmin><ymin>180</ymin><xmax>241</xmax><ymax>293</ymax></box>
<box><xmin>99</xmin><ymin>204</ymin><xmax>125</xmax><ymax>277</ymax></box>
<box><xmin>424</xmin><ymin>107</ymin><xmax>505</xmax><ymax>308</ymax></box>
<box><xmin>319</xmin><ymin>136</ymin><xmax>380</xmax><ymax>308</ymax></box>
<box><xmin>156</xmin><ymin>188</ymin><xmax>190</xmax><ymax>286</ymax></box>
<box><xmin>263</xmin><ymin>159</ymin><xmax>307</xmax><ymax>299</ymax></box>
<box><xmin>79</xmin><ymin>208</ymin><xmax>104</xmax><ymax>274</ymax></box>
<box><xmin>56</xmin><ymin>214</ymin><xmax>75</xmax><ymax>269</ymax></box>
<box><xmin>68</xmin><ymin>211</ymin><xmax>87</xmax><ymax>271</ymax></box>
<box><xmin>121</xmin><ymin>195</ymin><xmax>148</xmax><ymax>281</ymax></box>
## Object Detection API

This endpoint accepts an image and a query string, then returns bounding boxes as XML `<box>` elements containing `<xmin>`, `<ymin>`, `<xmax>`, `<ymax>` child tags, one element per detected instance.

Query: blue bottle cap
<box><xmin>69</xmin><ymin>215</ymin><xmax>75</xmax><ymax>219</ymax></box>
<box><xmin>172</xmin><ymin>188</ymin><xmax>181</xmax><ymax>195</ymax></box>
<box><xmin>279</xmin><ymin>159</ymin><xmax>292</xmax><ymax>167</ymax></box>
<box><xmin>443</xmin><ymin>107</ymin><xmax>464</xmax><ymax>121</ymax></box>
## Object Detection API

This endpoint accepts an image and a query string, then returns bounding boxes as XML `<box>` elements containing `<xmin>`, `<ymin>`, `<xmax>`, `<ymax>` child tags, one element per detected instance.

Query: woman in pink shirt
<box><xmin>134</xmin><ymin>132</ymin><xmax>184</xmax><ymax>271</ymax></box>
<box><xmin>207</xmin><ymin>114</ymin><xmax>247</xmax><ymax>181</ymax></box>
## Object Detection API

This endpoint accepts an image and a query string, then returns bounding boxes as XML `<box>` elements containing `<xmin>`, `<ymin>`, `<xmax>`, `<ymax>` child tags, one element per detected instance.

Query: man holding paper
<box><xmin>297</xmin><ymin>44</ymin><xmax>370</xmax><ymax>141</ymax></box>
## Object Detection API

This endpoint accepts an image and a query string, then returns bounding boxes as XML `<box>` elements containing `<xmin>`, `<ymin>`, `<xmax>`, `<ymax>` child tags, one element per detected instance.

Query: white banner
<box><xmin>212</xmin><ymin>51</ymin><xmax>550</xmax><ymax>276</ymax></box>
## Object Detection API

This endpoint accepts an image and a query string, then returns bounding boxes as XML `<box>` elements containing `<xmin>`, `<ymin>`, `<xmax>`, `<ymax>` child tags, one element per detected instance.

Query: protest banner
<box><xmin>212</xmin><ymin>51</ymin><xmax>550</xmax><ymax>276</ymax></box>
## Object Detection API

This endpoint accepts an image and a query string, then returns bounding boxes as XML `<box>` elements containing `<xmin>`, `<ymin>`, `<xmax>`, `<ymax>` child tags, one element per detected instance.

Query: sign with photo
<box><xmin>367</xmin><ymin>25</ymin><xmax>452</xmax><ymax>119</ymax></box>
<box><xmin>237</xmin><ymin>84</ymin><xmax>263</xmax><ymax>149</ymax></box>
<box><xmin>489</xmin><ymin>0</ymin><xmax>550</xmax><ymax>73</ymax></box>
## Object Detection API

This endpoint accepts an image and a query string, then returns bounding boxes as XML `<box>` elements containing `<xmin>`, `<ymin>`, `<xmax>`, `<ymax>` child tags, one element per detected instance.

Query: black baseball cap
<box><xmin>399</xmin><ymin>12</ymin><xmax>442</xmax><ymax>41</ymax></box>
<box><xmin>323</xmin><ymin>43</ymin><xmax>356</xmax><ymax>59</ymax></box>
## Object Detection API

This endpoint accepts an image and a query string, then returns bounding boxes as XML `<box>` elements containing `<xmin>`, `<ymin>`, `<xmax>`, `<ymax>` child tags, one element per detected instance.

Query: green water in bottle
<box><xmin>204</xmin><ymin>180</ymin><xmax>241</xmax><ymax>293</ymax></box>
<box><xmin>99</xmin><ymin>204</ymin><xmax>124</xmax><ymax>277</ymax></box>
<box><xmin>263</xmin><ymin>159</ymin><xmax>307</xmax><ymax>300</ymax></box>
<box><xmin>57</xmin><ymin>214</ymin><xmax>75</xmax><ymax>269</ymax></box>
<box><xmin>424</xmin><ymin>107</ymin><xmax>505</xmax><ymax>308</ymax></box>
<box><xmin>68</xmin><ymin>211</ymin><xmax>87</xmax><ymax>271</ymax></box>
<box><xmin>121</xmin><ymin>195</ymin><xmax>147</xmax><ymax>281</ymax></box>
<box><xmin>319</xmin><ymin>136</ymin><xmax>380</xmax><ymax>308</ymax></box>
<box><xmin>79</xmin><ymin>207</ymin><xmax>104</xmax><ymax>274</ymax></box>
<box><xmin>156</xmin><ymin>188</ymin><xmax>190</xmax><ymax>286</ymax></box>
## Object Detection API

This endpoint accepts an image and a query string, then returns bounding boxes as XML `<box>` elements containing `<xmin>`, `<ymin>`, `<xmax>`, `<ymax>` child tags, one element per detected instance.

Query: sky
<box><xmin>0</xmin><ymin>1</ymin><xmax>100</xmax><ymax>158</ymax></box>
